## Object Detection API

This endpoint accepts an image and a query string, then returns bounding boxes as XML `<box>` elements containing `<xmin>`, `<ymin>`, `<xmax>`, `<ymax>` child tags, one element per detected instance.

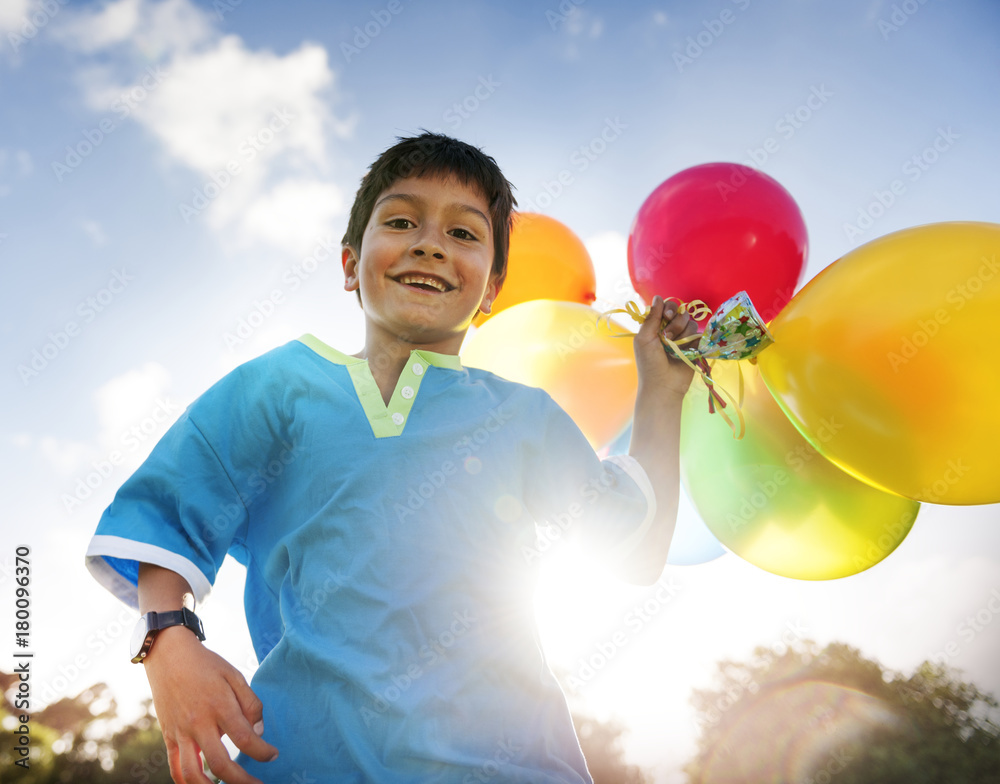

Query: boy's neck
<box><xmin>354</xmin><ymin>330</ymin><xmax>462</xmax><ymax>405</ymax></box>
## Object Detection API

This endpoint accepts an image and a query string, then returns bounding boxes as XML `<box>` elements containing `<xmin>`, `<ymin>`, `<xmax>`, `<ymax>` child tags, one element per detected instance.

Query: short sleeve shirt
<box><xmin>86</xmin><ymin>336</ymin><xmax>656</xmax><ymax>783</ymax></box>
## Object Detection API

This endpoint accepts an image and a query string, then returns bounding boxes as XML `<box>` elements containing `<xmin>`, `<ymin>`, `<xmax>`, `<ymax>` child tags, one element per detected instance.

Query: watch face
<box><xmin>130</xmin><ymin>615</ymin><xmax>151</xmax><ymax>659</ymax></box>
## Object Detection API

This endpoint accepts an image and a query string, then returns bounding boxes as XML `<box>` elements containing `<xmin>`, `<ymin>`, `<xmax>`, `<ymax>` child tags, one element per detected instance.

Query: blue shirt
<box><xmin>87</xmin><ymin>336</ymin><xmax>655</xmax><ymax>783</ymax></box>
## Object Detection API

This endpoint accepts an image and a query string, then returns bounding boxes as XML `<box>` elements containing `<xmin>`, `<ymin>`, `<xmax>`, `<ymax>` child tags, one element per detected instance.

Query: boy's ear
<box><xmin>343</xmin><ymin>246</ymin><xmax>360</xmax><ymax>292</ymax></box>
<box><xmin>478</xmin><ymin>273</ymin><xmax>501</xmax><ymax>315</ymax></box>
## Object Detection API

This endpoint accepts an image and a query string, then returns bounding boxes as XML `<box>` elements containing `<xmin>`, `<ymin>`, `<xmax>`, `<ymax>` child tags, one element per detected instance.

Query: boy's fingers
<box><xmin>226</xmin><ymin>668</ymin><xmax>264</xmax><ymax>724</ymax></box>
<box><xmin>200</xmin><ymin>734</ymin><xmax>266</xmax><ymax>784</ymax></box>
<box><xmin>664</xmin><ymin>311</ymin><xmax>693</xmax><ymax>342</ymax></box>
<box><xmin>175</xmin><ymin>737</ymin><xmax>216</xmax><ymax>784</ymax></box>
<box><xmin>221</xmin><ymin>712</ymin><xmax>280</xmax><ymax>763</ymax></box>
<box><xmin>224</xmin><ymin>672</ymin><xmax>279</xmax><ymax>761</ymax></box>
<box><xmin>165</xmin><ymin>740</ymin><xmax>183</xmax><ymax>784</ymax></box>
<box><xmin>165</xmin><ymin>734</ymin><xmax>205</xmax><ymax>784</ymax></box>
<box><xmin>636</xmin><ymin>296</ymin><xmax>665</xmax><ymax>344</ymax></box>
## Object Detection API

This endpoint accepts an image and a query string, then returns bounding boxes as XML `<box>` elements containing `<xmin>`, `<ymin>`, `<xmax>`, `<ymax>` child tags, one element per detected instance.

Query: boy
<box><xmin>86</xmin><ymin>132</ymin><xmax>697</xmax><ymax>784</ymax></box>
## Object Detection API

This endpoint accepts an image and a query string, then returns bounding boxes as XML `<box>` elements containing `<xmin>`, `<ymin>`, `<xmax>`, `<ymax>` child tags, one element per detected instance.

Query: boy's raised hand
<box><xmin>617</xmin><ymin>295</ymin><xmax>700</xmax><ymax>585</ymax></box>
<box><xmin>633</xmin><ymin>295</ymin><xmax>700</xmax><ymax>397</ymax></box>
<box><xmin>142</xmin><ymin>623</ymin><xmax>278</xmax><ymax>784</ymax></box>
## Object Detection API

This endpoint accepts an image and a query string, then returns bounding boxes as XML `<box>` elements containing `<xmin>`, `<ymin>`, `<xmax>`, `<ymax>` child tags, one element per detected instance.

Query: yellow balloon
<box><xmin>479</xmin><ymin>213</ymin><xmax>596</xmax><ymax>323</ymax></box>
<box><xmin>463</xmin><ymin>300</ymin><xmax>636</xmax><ymax>448</ymax></box>
<box><xmin>682</xmin><ymin>360</ymin><xmax>919</xmax><ymax>580</ymax></box>
<box><xmin>758</xmin><ymin>222</ymin><xmax>1000</xmax><ymax>504</ymax></box>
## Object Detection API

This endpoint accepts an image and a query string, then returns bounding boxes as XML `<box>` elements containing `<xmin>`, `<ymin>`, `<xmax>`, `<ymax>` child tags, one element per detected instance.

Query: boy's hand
<box><xmin>142</xmin><ymin>625</ymin><xmax>278</xmax><ymax>784</ymax></box>
<box><xmin>621</xmin><ymin>295</ymin><xmax>700</xmax><ymax>584</ymax></box>
<box><xmin>633</xmin><ymin>295</ymin><xmax>700</xmax><ymax>397</ymax></box>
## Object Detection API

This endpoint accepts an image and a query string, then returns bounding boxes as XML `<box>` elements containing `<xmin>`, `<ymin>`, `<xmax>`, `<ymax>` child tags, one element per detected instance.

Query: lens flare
<box><xmin>700</xmin><ymin>680</ymin><xmax>908</xmax><ymax>783</ymax></box>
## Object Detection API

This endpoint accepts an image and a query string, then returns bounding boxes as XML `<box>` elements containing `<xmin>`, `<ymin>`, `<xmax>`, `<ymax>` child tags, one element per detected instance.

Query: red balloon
<box><xmin>628</xmin><ymin>163</ymin><xmax>807</xmax><ymax>323</ymax></box>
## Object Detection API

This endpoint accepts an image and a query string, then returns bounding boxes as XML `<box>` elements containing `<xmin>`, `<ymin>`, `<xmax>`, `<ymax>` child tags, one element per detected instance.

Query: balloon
<box><xmin>628</xmin><ymin>163</ymin><xmax>807</xmax><ymax>323</ymax></box>
<box><xmin>463</xmin><ymin>300</ymin><xmax>635</xmax><ymax>448</ymax></box>
<box><xmin>481</xmin><ymin>213</ymin><xmax>596</xmax><ymax>322</ymax></box>
<box><xmin>605</xmin><ymin>422</ymin><xmax>726</xmax><ymax>566</ymax></box>
<box><xmin>757</xmin><ymin>222</ymin><xmax>1000</xmax><ymax>505</ymax></box>
<box><xmin>681</xmin><ymin>359</ymin><xmax>919</xmax><ymax>580</ymax></box>
<box><xmin>670</xmin><ymin>486</ymin><xmax>728</xmax><ymax>567</ymax></box>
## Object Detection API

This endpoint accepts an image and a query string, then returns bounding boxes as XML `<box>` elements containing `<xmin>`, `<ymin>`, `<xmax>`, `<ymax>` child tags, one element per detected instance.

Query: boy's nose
<box><xmin>410</xmin><ymin>230</ymin><xmax>446</xmax><ymax>260</ymax></box>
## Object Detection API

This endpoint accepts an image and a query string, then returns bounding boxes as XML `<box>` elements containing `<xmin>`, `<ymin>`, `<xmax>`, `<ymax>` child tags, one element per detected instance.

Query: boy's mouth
<box><xmin>394</xmin><ymin>273</ymin><xmax>455</xmax><ymax>293</ymax></box>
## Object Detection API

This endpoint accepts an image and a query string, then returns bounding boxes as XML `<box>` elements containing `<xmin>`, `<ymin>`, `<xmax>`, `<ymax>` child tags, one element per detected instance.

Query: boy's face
<box><xmin>343</xmin><ymin>174</ymin><xmax>499</xmax><ymax>355</ymax></box>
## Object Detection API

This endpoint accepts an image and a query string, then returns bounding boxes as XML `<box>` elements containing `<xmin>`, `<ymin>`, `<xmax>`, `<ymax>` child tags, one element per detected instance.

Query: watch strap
<box><xmin>132</xmin><ymin>607</ymin><xmax>206</xmax><ymax>663</ymax></box>
<box><xmin>148</xmin><ymin>608</ymin><xmax>206</xmax><ymax>640</ymax></box>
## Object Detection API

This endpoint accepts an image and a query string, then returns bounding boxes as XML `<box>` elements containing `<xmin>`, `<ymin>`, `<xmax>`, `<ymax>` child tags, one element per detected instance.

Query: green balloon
<box><xmin>680</xmin><ymin>360</ymin><xmax>919</xmax><ymax>580</ymax></box>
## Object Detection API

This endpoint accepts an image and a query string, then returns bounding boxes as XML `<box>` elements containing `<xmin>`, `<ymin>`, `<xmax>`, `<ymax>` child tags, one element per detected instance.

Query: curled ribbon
<box><xmin>599</xmin><ymin>298</ymin><xmax>747</xmax><ymax>440</ymax></box>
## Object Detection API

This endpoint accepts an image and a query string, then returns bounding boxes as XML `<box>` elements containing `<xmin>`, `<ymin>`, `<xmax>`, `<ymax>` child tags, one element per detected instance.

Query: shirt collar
<box><xmin>297</xmin><ymin>334</ymin><xmax>463</xmax><ymax>370</ymax></box>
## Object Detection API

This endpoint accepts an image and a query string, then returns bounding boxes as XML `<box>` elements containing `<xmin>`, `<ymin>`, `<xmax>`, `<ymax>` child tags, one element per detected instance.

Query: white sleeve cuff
<box><xmin>604</xmin><ymin>454</ymin><xmax>658</xmax><ymax>562</ymax></box>
<box><xmin>85</xmin><ymin>535</ymin><xmax>213</xmax><ymax>609</ymax></box>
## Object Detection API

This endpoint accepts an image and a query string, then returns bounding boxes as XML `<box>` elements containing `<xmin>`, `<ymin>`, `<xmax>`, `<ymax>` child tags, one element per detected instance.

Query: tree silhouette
<box><xmin>573</xmin><ymin>710</ymin><xmax>650</xmax><ymax>784</ymax></box>
<box><xmin>685</xmin><ymin>639</ymin><xmax>1000</xmax><ymax>784</ymax></box>
<box><xmin>555</xmin><ymin>667</ymin><xmax>650</xmax><ymax>784</ymax></box>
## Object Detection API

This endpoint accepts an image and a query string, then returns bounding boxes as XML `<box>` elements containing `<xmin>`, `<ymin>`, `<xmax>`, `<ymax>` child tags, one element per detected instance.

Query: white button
<box><xmin>392</xmin><ymin>412</ymin><xmax>405</xmax><ymax>426</ymax></box>
<box><xmin>401</xmin><ymin>386</ymin><xmax>414</xmax><ymax>399</ymax></box>
<box><xmin>412</xmin><ymin>363</ymin><xmax>424</xmax><ymax>376</ymax></box>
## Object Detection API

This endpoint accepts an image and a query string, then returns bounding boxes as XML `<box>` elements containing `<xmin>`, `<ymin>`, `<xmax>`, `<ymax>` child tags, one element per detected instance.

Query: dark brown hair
<box><xmin>342</xmin><ymin>132</ymin><xmax>516</xmax><ymax>294</ymax></box>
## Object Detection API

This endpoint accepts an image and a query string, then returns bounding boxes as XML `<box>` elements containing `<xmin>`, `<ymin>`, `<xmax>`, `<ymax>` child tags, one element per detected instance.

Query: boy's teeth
<box><xmin>399</xmin><ymin>275</ymin><xmax>448</xmax><ymax>292</ymax></box>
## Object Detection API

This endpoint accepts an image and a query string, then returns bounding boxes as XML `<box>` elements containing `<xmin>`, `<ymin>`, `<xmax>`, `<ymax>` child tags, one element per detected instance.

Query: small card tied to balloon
<box><xmin>601</xmin><ymin>291</ymin><xmax>774</xmax><ymax>439</ymax></box>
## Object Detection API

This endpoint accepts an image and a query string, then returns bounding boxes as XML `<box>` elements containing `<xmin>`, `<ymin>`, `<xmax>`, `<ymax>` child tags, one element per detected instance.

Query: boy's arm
<box><xmin>621</xmin><ymin>296</ymin><xmax>699</xmax><ymax>585</ymax></box>
<box><xmin>138</xmin><ymin>563</ymin><xmax>278</xmax><ymax>784</ymax></box>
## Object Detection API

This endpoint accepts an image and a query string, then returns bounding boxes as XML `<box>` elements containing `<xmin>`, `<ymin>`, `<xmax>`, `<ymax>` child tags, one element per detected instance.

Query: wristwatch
<box><xmin>130</xmin><ymin>608</ymin><xmax>206</xmax><ymax>663</ymax></box>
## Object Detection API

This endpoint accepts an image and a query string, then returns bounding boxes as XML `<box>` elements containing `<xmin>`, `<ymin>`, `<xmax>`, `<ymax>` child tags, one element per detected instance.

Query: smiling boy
<box><xmin>86</xmin><ymin>132</ymin><xmax>696</xmax><ymax>784</ymax></box>
<box><xmin>344</xmin><ymin>172</ymin><xmax>500</xmax><ymax>387</ymax></box>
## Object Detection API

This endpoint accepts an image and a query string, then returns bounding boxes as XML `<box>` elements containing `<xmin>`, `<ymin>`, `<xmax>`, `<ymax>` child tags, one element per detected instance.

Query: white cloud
<box><xmin>93</xmin><ymin>361</ymin><xmax>174</xmax><ymax>448</ymax></box>
<box><xmin>55</xmin><ymin>0</ymin><xmax>141</xmax><ymax>52</ymax></box>
<box><xmin>35</xmin><ymin>435</ymin><xmax>93</xmax><ymax>476</ymax></box>
<box><xmin>129</xmin><ymin>37</ymin><xmax>337</xmax><ymax>173</ymax></box>
<box><xmin>54</xmin><ymin>0</ymin><xmax>210</xmax><ymax>57</ymax></box>
<box><xmin>142</xmin><ymin>0</ymin><xmax>214</xmax><ymax>56</ymax></box>
<box><xmin>585</xmin><ymin>230</ymin><xmax>644</xmax><ymax>311</ymax></box>
<box><xmin>52</xmin><ymin>0</ymin><xmax>353</xmax><ymax>255</ymax></box>
<box><xmin>13</xmin><ymin>362</ymin><xmax>175</xmax><ymax>477</ymax></box>
<box><xmin>0</xmin><ymin>0</ymin><xmax>32</xmax><ymax>35</ymax></box>
<box><xmin>230</xmin><ymin>177</ymin><xmax>345</xmax><ymax>254</ymax></box>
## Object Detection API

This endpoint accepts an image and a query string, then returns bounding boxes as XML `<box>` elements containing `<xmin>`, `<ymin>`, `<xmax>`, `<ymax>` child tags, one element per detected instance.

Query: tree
<box><xmin>1</xmin><ymin>671</ymin><xmax>173</xmax><ymax>783</ymax></box>
<box><xmin>684</xmin><ymin>640</ymin><xmax>1000</xmax><ymax>784</ymax></box>
<box><xmin>573</xmin><ymin>710</ymin><xmax>650</xmax><ymax>784</ymax></box>
<box><xmin>554</xmin><ymin>667</ymin><xmax>650</xmax><ymax>784</ymax></box>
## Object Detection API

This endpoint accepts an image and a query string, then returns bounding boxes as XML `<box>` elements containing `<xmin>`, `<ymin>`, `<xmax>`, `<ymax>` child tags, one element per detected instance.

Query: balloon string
<box><xmin>599</xmin><ymin>299</ymin><xmax>746</xmax><ymax>440</ymax></box>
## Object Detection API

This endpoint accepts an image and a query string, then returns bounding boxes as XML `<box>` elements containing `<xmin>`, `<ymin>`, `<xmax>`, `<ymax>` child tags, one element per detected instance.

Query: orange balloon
<box><xmin>481</xmin><ymin>213</ymin><xmax>596</xmax><ymax>323</ymax></box>
<box><xmin>462</xmin><ymin>300</ymin><xmax>636</xmax><ymax>448</ymax></box>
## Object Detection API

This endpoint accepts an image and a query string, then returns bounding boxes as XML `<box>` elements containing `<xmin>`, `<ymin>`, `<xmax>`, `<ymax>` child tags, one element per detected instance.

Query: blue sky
<box><xmin>2</xmin><ymin>0</ymin><xmax>999</xmax><ymax>780</ymax></box>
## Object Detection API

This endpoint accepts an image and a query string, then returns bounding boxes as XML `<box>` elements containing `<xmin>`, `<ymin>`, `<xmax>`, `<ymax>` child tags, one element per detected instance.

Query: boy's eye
<box><xmin>450</xmin><ymin>228</ymin><xmax>477</xmax><ymax>241</ymax></box>
<box><xmin>386</xmin><ymin>218</ymin><xmax>413</xmax><ymax>229</ymax></box>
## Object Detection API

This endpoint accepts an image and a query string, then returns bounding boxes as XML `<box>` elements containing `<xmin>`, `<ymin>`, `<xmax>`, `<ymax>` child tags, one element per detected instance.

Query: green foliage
<box><xmin>1</xmin><ymin>674</ymin><xmax>173</xmax><ymax>784</ymax></box>
<box><xmin>685</xmin><ymin>640</ymin><xmax>1000</xmax><ymax>784</ymax></box>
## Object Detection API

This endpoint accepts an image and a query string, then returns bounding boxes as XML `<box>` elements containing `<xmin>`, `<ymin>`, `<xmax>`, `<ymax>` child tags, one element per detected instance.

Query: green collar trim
<box><xmin>297</xmin><ymin>334</ymin><xmax>462</xmax><ymax>370</ymax></box>
<box><xmin>297</xmin><ymin>334</ymin><xmax>462</xmax><ymax>438</ymax></box>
